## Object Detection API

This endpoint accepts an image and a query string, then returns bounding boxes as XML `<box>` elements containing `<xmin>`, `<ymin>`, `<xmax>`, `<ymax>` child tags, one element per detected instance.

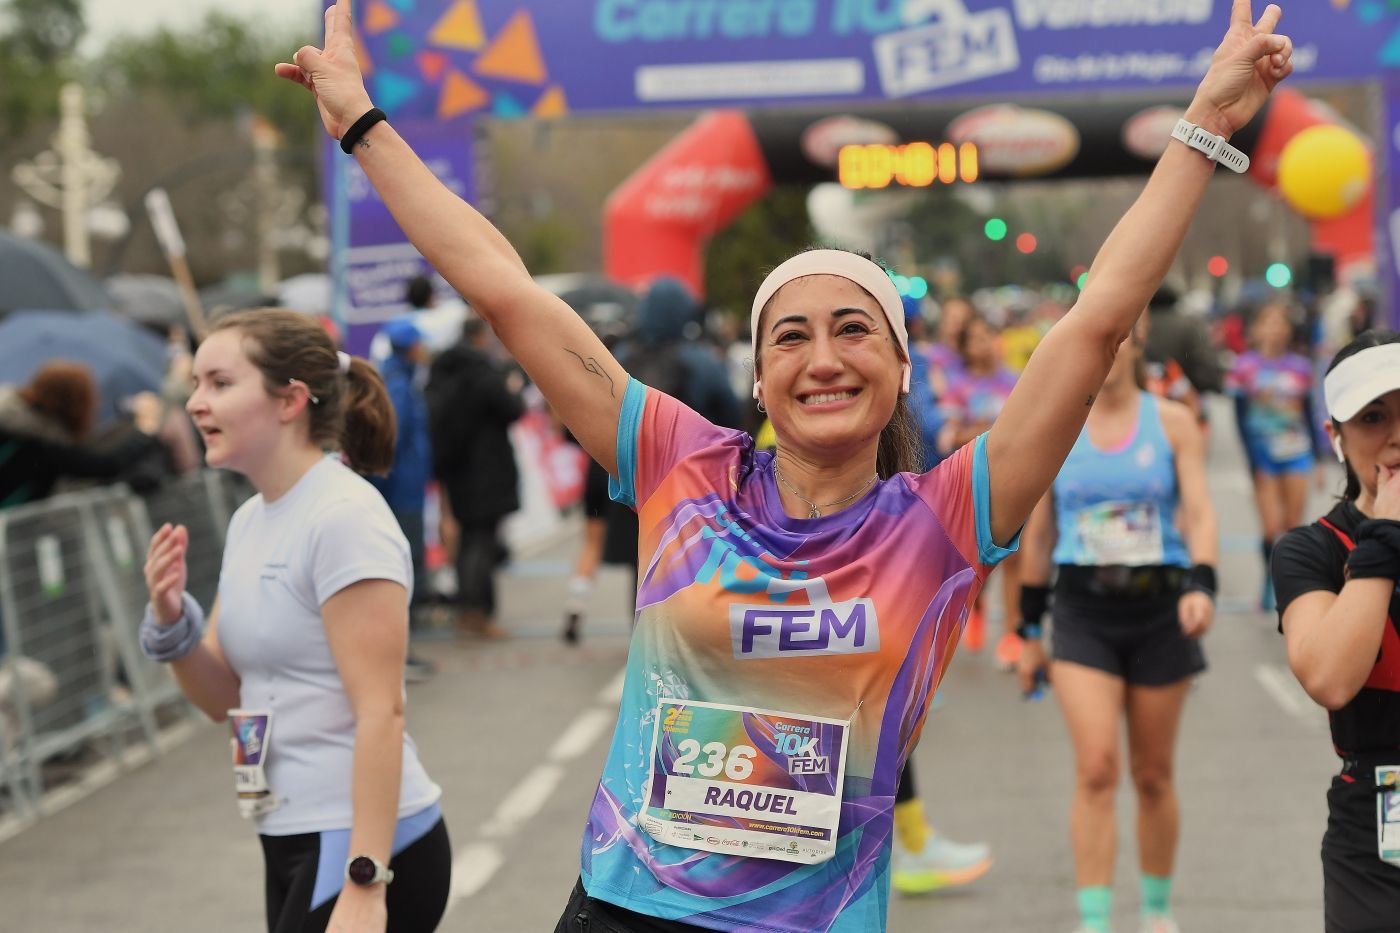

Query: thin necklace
<box><xmin>772</xmin><ymin>460</ymin><xmax>878</xmax><ymax>519</ymax></box>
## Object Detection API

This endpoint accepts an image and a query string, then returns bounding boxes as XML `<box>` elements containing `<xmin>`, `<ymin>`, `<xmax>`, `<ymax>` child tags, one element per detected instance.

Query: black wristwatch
<box><xmin>345</xmin><ymin>855</ymin><xmax>394</xmax><ymax>887</ymax></box>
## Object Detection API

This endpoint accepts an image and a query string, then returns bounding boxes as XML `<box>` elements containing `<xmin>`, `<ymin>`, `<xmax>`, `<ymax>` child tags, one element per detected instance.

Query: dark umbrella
<box><xmin>106</xmin><ymin>274</ymin><xmax>188</xmax><ymax>330</ymax></box>
<box><xmin>0</xmin><ymin>310</ymin><xmax>167</xmax><ymax>425</ymax></box>
<box><xmin>0</xmin><ymin>231</ymin><xmax>109</xmax><ymax>312</ymax></box>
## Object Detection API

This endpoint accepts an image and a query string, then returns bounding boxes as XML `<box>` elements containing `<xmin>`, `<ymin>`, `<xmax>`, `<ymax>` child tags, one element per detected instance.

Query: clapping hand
<box><xmin>144</xmin><ymin>523</ymin><xmax>189</xmax><ymax>625</ymax></box>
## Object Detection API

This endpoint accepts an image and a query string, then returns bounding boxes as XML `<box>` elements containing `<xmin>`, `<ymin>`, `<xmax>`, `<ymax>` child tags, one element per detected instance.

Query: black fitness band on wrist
<box><xmin>340</xmin><ymin>107</ymin><xmax>387</xmax><ymax>154</ymax></box>
<box><xmin>1184</xmin><ymin>563</ymin><xmax>1217</xmax><ymax>599</ymax></box>
<box><xmin>1018</xmin><ymin>584</ymin><xmax>1051</xmax><ymax>638</ymax></box>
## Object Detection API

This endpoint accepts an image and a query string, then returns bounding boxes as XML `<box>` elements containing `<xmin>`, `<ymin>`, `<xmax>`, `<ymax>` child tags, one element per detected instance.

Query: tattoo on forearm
<box><xmin>1085</xmin><ymin>394</ymin><xmax>1095</xmax><ymax>407</ymax></box>
<box><xmin>356</xmin><ymin>137</ymin><xmax>371</xmax><ymax>150</ymax></box>
<box><xmin>565</xmin><ymin>348</ymin><xmax>615</xmax><ymax>397</ymax></box>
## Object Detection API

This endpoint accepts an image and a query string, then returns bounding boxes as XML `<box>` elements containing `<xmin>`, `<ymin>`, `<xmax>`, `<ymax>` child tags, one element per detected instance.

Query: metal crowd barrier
<box><xmin>0</xmin><ymin>470</ymin><xmax>253</xmax><ymax>822</ymax></box>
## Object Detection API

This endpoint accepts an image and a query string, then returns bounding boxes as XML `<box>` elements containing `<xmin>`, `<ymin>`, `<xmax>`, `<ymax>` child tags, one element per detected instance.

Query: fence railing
<box><xmin>0</xmin><ymin>470</ymin><xmax>252</xmax><ymax>825</ymax></box>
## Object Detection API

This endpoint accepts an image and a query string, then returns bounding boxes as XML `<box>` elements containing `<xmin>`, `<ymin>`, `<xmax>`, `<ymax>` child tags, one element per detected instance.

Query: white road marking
<box><xmin>1254</xmin><ymin>663</ymin><xmax>1318</xmax><ymax>724</ymax></box>
<box><xmin>443</xmin><ymin>666</ymin><xmax>625</xmax><ymax>915</ymax></box>
<box><xmin>480</xmin><ymin>764</ymin><xmax>566</xmax><ymax>839</ymax></box>
<box><xmin>446</xmin><ymin>842</ymin><xmax>505</xmax><ymax>903</ymax></box>
<box><xmin>549</xmin><ymin>708</ymin><xmax>615</xmax><ymax>763</ymax></box>
<box><xmin>599</xmin><ymin>666</ymin><xmax>627</xmax><ymax>705</ymax></box>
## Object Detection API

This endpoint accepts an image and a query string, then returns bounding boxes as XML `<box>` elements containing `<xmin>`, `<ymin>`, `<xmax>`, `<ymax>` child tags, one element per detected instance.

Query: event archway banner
<box><xmin>352</xmin><ymin>1</ymin><xmax>1398</xmax><ymax>118</ymax></box>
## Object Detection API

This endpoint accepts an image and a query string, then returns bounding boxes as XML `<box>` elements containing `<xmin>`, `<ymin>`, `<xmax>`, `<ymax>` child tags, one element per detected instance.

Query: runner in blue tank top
<box><xmin>1018</xmin><ymin>321</ymin><xmax>1219</xmax><ymax>933</ymax></box>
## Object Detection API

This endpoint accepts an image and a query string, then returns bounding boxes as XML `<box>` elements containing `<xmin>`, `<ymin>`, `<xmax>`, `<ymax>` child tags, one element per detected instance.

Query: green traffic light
<box><xmin>1076</xmin><ymin>272</ymin><xmax>1089</xmax><ymax>290</ymax></box>
<box><xmin>984</xmin><ymin>218</ymin><xmax>1008</xmax><ymax>241</ymax></box>
<box><xmin>1265</xmin><ymin>263</ymin><xmax>1292</xmax><ymax>288</ymax></box>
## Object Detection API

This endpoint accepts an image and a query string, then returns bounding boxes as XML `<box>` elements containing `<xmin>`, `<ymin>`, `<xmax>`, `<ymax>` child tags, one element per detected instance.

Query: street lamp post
<box><xmin>11</xmin><ymin>83</ymin><xmax>120</xmax><ymax>268</ymax></box>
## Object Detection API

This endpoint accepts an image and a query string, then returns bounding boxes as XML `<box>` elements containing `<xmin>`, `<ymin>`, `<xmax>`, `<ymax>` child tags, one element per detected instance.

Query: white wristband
<box><xmin>1170</xmin><ymin>118</ymin><xmax>1249</xmax><ymax>173</ymax></box>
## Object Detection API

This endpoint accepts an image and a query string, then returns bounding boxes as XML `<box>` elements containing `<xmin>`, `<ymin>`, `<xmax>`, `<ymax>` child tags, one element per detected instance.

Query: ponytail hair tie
<box><xmin>337</xmin><ymin>351</ymin><xmax>352</xmax><ymax>375</ymax></box>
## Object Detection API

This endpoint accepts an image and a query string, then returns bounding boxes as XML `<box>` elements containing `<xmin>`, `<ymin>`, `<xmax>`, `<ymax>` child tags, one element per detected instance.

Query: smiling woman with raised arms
<box><xmin>278</xmin><ymin>3</ymin><xmax>1294</xmax><ymax>930</ymax></box>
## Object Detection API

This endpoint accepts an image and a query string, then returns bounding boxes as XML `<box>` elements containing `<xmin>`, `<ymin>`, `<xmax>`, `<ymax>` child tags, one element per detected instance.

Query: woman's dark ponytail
<box><xmin>340</xmin><ymin>356</ymin><xmax>396</xmax><ymax>476</ymax></box>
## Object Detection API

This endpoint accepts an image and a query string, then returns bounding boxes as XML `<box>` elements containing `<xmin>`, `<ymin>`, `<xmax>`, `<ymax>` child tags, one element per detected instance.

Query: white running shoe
<box><xmin>890</xmin><ymin>833</ymin><xmax>992</xmax><ymax>895</ymax></box>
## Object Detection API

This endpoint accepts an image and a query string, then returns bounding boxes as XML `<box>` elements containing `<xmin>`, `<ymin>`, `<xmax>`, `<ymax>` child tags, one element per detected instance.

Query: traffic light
<box><xmin>1265</xmin><ymin>262</ymin><xmax>1292</xmax><ymax>288</ymax></box>
<box><xmin>1016</xmin><ymin>233</ymin><xmax>1037</xmax><ymax>254</ymax></box>
<box><xmin>1208</xmin><ymin>256</ymin><xmax>1229</xmax><ymax>277</ymax></box>
<box><xmin>984</xmin><ymin>218</ymin><xmax>1008</xmax><ymax>241</ymax></box>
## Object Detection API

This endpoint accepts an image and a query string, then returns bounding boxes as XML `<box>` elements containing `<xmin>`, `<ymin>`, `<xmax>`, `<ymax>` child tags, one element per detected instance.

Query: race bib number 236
<box><xmin>641</xmin><ymin>699</ymin><xmax>849</xmax><ymax>864</ymax></box>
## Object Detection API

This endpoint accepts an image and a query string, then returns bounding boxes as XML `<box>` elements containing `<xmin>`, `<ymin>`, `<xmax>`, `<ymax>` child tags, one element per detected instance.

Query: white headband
<box><xmin>749</xmin><ymin>250</ymin><xmax>911</xmax><ymax>399</ymax></box>
<box><xmin>1324</xmin><ymin>343</ymin><xmax>1400</xmax><ymax>421</ymax></box>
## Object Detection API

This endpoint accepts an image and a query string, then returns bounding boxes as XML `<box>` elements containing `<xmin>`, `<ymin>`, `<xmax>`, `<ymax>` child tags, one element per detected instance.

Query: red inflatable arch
<box><xmin>604</xmin><ymin>90</ymin><xmax>1370</xmax><ymax>296</ymax></box>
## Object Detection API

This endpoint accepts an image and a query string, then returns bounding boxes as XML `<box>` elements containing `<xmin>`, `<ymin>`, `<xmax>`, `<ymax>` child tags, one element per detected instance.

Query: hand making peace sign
<box><xmin>1192</xmin><ymin>1</ymin><xmax>1295</xmax><ymax>136</ymax></box>
<box><xmin>274</xmin><ymin>0</ymin><xmax>373</xmax><ymax>141</ymax></box>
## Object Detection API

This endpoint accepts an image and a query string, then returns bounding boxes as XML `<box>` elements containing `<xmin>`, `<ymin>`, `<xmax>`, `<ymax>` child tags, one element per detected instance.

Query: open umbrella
<box><xmin>0</xmin><ymin>310</ymin><xmax>167</xmax><ymax>425</ymax></box>
<box><xmin>106</xmin><ymin>274</ymin><xmax>187</xmax><ymax>330</ymax></box>
<box><xmin>0</xmin><ymin>231</ymin><xmax>109</xmax><ymax>313</ymax></box>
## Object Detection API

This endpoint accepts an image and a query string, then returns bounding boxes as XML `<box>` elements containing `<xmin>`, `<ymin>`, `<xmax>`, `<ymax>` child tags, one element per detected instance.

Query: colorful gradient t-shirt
<box><xmin>1226</xmin><ymin>351</ymin><xmax>1315</xmax><ymax>464</ymax></box>
<box><xmin>579</xmin><ymin>379</ymin><xmax>1016</xmax><ymax>932</ymax></box>
<box><xmin>940</xmin><ymin>366</ymin><xmax>1019</xmax><ymax>429</ymax></box>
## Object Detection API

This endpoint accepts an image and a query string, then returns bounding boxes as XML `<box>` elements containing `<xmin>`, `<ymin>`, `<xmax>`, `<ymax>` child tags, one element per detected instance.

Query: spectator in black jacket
<box><xmin>0</xmin><ymin>361</ymin><xmax>162</xmax><ymax>510</ymax></box>
<box><xmin>425</xmin><ymin>318</ymin><xmax>524</xmax><ymax>639</ymax></box>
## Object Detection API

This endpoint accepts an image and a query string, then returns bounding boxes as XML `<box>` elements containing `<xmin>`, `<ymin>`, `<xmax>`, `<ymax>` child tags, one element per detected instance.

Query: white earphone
<box><xmin>1332</xmin><ymin>435</ymin><xmax>1345</xmax><ymax>464</ymax></box>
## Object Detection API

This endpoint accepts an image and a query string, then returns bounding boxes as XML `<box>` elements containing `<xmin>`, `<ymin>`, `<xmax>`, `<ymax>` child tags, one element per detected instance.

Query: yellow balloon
<box><xmin>1277</xmin><ymin>124</ymin><xmax>1372</xmax><ymax>221</ymax></box>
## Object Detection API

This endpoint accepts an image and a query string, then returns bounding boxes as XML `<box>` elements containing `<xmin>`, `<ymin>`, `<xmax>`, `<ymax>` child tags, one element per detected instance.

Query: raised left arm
<box><xmin>322</xmin><ymin>578</ymin><xmax>409</xmax><ymax>927</ymax></box>
<box><xmin>983</xmin><ymin>1</ymin><xmax>1292</xmax><ymax>545</ymax></box>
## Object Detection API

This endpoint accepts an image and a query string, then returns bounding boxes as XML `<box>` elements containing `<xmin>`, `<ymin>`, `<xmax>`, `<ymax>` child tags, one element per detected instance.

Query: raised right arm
<box><xmin>276</xmin><ymin>0</ymin><xmax>625</xmax><ymax>472</ymax></box>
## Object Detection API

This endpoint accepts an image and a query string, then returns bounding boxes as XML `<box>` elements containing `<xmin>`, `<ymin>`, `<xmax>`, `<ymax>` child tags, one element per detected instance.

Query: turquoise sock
<box><xmin>1076</xmin><ymin>886</ymin><xmax>1113</xmax><ymax>932</ymax></box>
<box><xmin>1141</xmin><ymin>874</ymin><xmax>1172</xmax><ymax>917</ymax></box>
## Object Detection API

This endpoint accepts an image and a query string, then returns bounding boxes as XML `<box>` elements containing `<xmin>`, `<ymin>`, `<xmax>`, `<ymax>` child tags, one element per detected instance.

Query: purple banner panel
<box><xmin>322</xmin><ymin>118</ymin><xmax>477</xmax><ymax>356</ymax></box>
<box><xmin>1385</xmin><ymin>75</ymin><xmax>1400</xmax><ymax>331</ymax></box>
<box><xmin>354</xmin><ymin>0</ymin><xmax>1400</xmax><ymax>120</ymax></box>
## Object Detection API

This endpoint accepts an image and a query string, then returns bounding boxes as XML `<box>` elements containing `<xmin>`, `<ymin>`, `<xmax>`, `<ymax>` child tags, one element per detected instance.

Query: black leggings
<box><xmin>555</xmin><ymin>878</ymin><xmax>709</xmax><ymax>933</ymax></box>
<box><xmin>260</xmin><ymin>818</ymin><xmax>451</xmax><ymax>933</ymax></box>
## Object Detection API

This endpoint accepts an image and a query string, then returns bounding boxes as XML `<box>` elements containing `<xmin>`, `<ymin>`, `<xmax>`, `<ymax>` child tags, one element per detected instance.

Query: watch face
<box><xmin>347</xmin><ymin>857</ymin><xmax>377</xmax><ymax>885</ymax></box>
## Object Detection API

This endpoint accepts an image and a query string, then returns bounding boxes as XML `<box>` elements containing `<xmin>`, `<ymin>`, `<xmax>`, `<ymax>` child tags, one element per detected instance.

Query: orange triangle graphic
<box><xmin>438</xmin><ymin>70</ymin><xmax>490</xmax><ymax>119</ymax></box>
<box><xmin>474</xmin><ymin>10</ymin><xmax>547</xmax><ymax>85</ymax></box>
<box><xmin>418</xmin><ymin>51</ymin><xmax>448</xmax><ymax>83</ymax></box>
<box><xmin>531</xmin><ymin>85</ymin><xmax>568</xmax><ymax>118</ymax></box>
<box><xmin>428</xmin><ymin>0</ymin><xmax>485</xmax><ymax>51</ymax></box>
<box><xmin>365</xmin><ymin>0</ymin><xmax>399</xmax><ymax>35</ymax></box>
<box><xmin>354</xmin><ymin>31</ymin><xmax>375</xmax><ymax>76</ymax></box>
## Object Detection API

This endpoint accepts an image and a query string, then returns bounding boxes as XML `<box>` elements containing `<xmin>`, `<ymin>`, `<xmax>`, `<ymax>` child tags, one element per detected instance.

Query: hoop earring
<box><xmin>756</xmin><ymin>399</ymin><xmax>766</xmax><ymax>414</ymax></box>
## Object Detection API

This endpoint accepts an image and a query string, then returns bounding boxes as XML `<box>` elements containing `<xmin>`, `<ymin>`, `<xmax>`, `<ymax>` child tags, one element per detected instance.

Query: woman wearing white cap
<box><xmin>277</xmin><ymin>2</ymin><xmax>1294</xmax><ymax>930</ymax></box>
<box><xmin>1271</xmin><ymin>329</ymin><xmax>1400</xmax><ymax>932</ymax></box>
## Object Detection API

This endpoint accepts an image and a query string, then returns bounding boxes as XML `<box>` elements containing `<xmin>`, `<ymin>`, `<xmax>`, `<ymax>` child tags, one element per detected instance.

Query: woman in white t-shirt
<box><xmin>140</xmin><ymin>309</ymin><xmax>450</xmax><ymax>933</ymax></box>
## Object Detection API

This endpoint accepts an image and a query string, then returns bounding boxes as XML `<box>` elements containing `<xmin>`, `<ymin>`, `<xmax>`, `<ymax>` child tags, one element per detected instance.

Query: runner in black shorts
<box><xmin>1272</xmin><ymin>329</ymin><xmax>1400</xmax><ymax>932</ymax></box>
<box><xmin>1018</xmin><ymin>320</ymin><xmax>1218</xmax><ymax>933</ymax></box>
